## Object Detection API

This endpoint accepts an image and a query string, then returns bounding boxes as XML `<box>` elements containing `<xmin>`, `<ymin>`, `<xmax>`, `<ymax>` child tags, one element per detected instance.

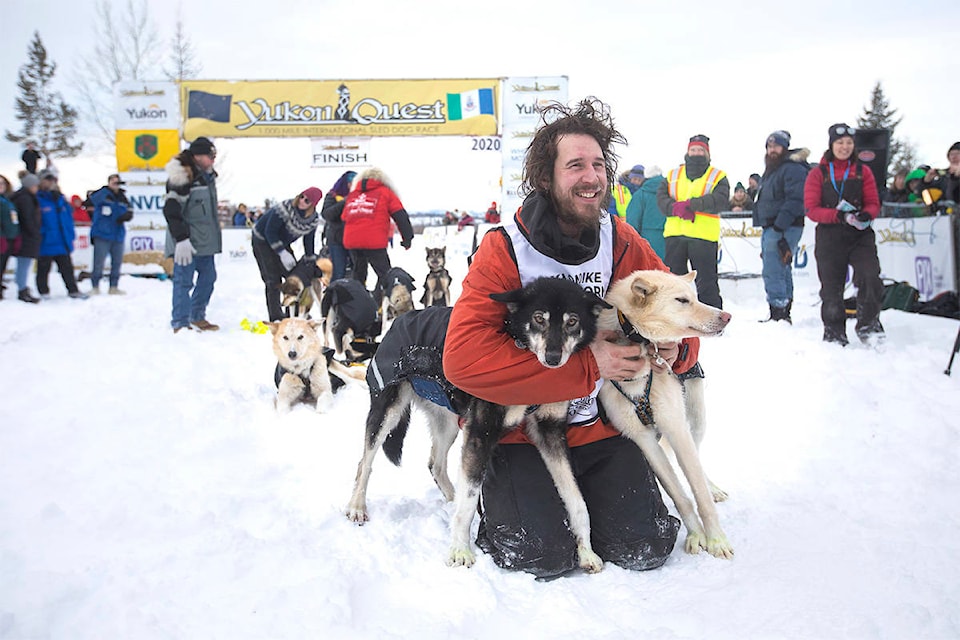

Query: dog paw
<box><xmin>684</xmin><ymin>531</ymin><xmax>706</xmax><ymax>554</ymax></box>
<box><xmin>710</xmin><ymin>482</ymin><xmax>729</xmax><ymax>503</ymax></box>
<box><xmin>345</xmin><ymin>507</ymin><xmax>369</xmax><ymax>524</ymax></box>
<box><xmin>706</xmin><ymin>535</ymin><xmax>734</xmax><ymax>560</ymax></box>
<box><xmin>446</xmin><ymin>546</ymin><xmax>476</xmax><ymax>568</ymax></box>
<box><xmin>577</xmin><ymin>545</ymin><xmax>604</xmax><ymax>573</ymax></box>
<box><xmin>315</xmin><ymin>395</ymin><xmax>334</xmax><ymax>413</ymax></box>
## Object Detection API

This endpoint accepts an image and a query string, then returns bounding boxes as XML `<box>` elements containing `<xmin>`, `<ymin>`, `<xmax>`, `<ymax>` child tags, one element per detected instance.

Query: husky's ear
<box><xmin>630</xmin><ymin>273</ymin><xmax>658</xmax><ymax>302</ymax></box>
<box><xmin>684</xmin><ymin>271</ymin><xmax>698</xmax><ymax>283</ymax></box>
<box><xmin>308</xmin><ymin>319</ymin><xmax>323</xmax><ymax>332</ymax></box>
<box><xmin>490</xmin><ymin>288</ymin><xmax>523</xmax><ymax>312</ymax></box>
<box><xmin>268</xmin><ymin>320</ymin><xmax>283</xmax><ymax>335</ymax></box>
<box><xmin>586</xmin><ymin>290</ymin><xmax>613</xmax><ymax>316</ymax></box>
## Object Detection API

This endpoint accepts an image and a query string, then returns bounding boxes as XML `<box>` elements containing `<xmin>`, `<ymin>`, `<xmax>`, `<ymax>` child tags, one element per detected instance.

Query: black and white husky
<box><xmin>345</xmin><ymin>277</ymin><xmax>610</xmax><ymax>572</ymax></box>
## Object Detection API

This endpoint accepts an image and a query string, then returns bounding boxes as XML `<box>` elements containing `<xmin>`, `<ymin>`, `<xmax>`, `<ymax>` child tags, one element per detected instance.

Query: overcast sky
<box><xmin>3</xmin><ymin>0</ymin><xmax>958</xmax><ymax>211</ymax></box>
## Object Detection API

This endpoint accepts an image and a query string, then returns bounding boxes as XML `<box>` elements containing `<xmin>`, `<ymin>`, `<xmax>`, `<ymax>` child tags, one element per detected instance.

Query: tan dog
<box><xmin>269</xmin><ymin>317</ymin><xmax>365</xmax><ymax>413</ymax></box>
<box><xmin>597</xmin><ymin>270</ymin><xmax>734</xmax><ymax>559</ymax></box>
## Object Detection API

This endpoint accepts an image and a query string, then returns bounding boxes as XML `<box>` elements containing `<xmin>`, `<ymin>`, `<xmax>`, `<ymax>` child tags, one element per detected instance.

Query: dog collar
<box><xmin>617</xmin><ymin>308</ymin><xmax>651</xmax><ymax>345</ymax></box>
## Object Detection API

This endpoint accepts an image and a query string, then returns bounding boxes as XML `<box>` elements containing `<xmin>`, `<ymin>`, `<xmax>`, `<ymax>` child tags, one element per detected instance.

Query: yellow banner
<box><xmin>116</xmin><ymin>129</ymin><xmax>181</xmax><ymax>171</ymax></box>
<box><xmin>180</xmin><ymin>79</ymin><xmax>500</xmax><ymax>139</ymax></box>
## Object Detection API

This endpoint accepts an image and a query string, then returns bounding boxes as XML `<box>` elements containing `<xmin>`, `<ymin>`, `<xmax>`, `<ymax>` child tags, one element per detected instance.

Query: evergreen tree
<box><xmin>856</xmin><ymin>81</ymin><xmax>917</xmax><ymax>179</ymax></box>
<box><xmin>5</xmin><ymin>31</ymin><xmax>83</xmax><ymax>159</ymax></box>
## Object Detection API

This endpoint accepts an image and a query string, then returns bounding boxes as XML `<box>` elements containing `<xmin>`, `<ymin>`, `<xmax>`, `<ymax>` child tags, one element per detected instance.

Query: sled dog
<box><xmin>380</xmin><ymin>266</ymin><xmax>417</xmax><ymax>328</ymax></box>
<box><xmin>420</xmin><ymin>247</ymin><xmax>452</xmax><ymax>307</ymax></box>
<box><xmin>320</xmin><ymin>278</ymin><xmax>381</xmax><ymax>362</ymax></box>
<box><xmin>279</xmin><ymin>257</ymin><xmax>334</xmax><ymax>318</ymax></box>
<box><xmin>346</xmin><ymin>278</ymin><xmax>610</xmax><ymax>574</ymax></box>
<box><xmin>597</xmin><ymin>269</ymin><xmax>734</xmax><ymax>559</ymax></box>
<box><xmin>269</xmin><ymin>317</ymin><xmax>364</xmax><ymax>413</ymax></box>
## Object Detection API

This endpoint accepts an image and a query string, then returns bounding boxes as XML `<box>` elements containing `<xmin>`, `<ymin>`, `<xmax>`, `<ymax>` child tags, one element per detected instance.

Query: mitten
<box><xmin>776</xmin><ymin>237</ymin><xmax>792</xmax><ymax>265</ymax></box>
<box><xmin>279</xmin><ymin>250</ymin><xmax>297</xmax><ymax>271</ymax></box>
<box><xmin>844</xmin><ymin>212</ymin><xmax>871</xmax><ymax>231</ymax></box>
<box><xmin>173</xmin><ymin>239</ymin><xmax>196</xmax><ymax>266</ymax></box>
<box><xmin>855</xmin><ymin>211</ymin><xmax>872</xmax><ymax>223</ymax></box>
<box><xmin>672</xmin><ymin>201</ymin><xmax>695</xmax><ymax>222</ymax></box>
<box><xmin>401</xmin><ymin>238</ymin><xmax>412</xmax><ymax>249</ymax></box>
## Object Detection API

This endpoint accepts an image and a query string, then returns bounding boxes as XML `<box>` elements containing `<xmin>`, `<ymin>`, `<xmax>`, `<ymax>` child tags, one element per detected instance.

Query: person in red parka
<box><xmin>804</xmin><ymin>123</ymin><xmax>884</xmax><ymax>346</ymax></box>
<box><xmin>443</xmin><ymin>97</ymin><xmax>701</xmax><ymax>578</ymax></box>
<box><xmin>341</xmin><ymin>166</ymin><xmax>414</xmax><ymax>299</ymax></box>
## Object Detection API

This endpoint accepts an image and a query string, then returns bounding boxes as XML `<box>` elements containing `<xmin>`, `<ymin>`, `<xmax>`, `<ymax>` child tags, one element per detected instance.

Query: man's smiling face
<box><xmin>549</xmin><ymin>133</ymin><xmax>607</xmax><ymax>236</ymax></box>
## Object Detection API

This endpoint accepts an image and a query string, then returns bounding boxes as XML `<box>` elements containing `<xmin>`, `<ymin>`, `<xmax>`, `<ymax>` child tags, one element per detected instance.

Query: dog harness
<box><xmin>612</xmin><ymin>307</ymin><xmax>658</xmax><ymax>426</ymax></box>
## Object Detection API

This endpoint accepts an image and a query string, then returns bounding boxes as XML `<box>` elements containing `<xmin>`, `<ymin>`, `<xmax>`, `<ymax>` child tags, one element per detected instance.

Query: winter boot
<box><xmin>856</xmin><ymin>318</ymin><xmax>886</xmax><ymax>347</ymax></box>
<box><xmin>18</xmin><ymin>288</ymin><xmax>40</xmax><ymax>304</ymax></box>
<box><xmin>761</xmin><ymin>304</ymin><xmax>791</xmax><ymax>323</ymax></box>
<box><xmin>822</xmin><ymin>324</ymin><xmax>848</xmax><ymax>346</ymax></box>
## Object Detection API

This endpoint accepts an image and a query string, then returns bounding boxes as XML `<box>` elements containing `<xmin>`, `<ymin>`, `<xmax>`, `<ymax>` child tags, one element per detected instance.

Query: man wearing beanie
<box><xmin>921</xmin><ymin>141</ymin><xmax>960</xmax><ymax>205</ymax></box>
<box><xmin>656</xmin><ymin>134</ymin><xmax>730</xmax><ymax>309</ymax></box>
<box><xmin>10</xmin><ymin>173</ymin><xmax>43</xmax><ymax>302</ymax></box>
<box><xmin>804</xmin><ymin>123</ymin><xmax>884</xmax><ymax>346</ymax></box>
<box><xmin>606</xmin><ymin>164</ymin><xmax>645</xmax><ymax>220</ymax></box>
<box><xmin>753</xmin><ymin>130</ymin><xmax>810</xmax><ymax>323</ymax></box>
<box><xmin>162</xmin><ymin>136</ymin><xmax>222</xmax><ymax>332</ymax></box>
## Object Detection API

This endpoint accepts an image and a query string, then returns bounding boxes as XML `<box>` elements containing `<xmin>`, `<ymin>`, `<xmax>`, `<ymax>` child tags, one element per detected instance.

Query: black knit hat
<box><xmin>188</xmin><ymin>137</ymin><xmax>216</xmax><ymax>156</ymax></box>
<box><xmin>828</xmin><ymin>123</ymin><xmax>856</xmax><ymax>146</ymax></box>
<box><xmin>948</xmin><ymin>141</ymin><xmax>960</xmax><ymax>156</ymax></box>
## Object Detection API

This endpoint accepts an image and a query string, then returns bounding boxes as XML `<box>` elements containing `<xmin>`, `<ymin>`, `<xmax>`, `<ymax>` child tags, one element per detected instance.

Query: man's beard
<box><xmin>764</xmin><ymin>150</ymin><xmax>784</xmax><ymax>170</ymax></box>
<box><xmin>551</xmin><ymin>183</ymin><xmax>603</xmax><ymax>232</ymax></box>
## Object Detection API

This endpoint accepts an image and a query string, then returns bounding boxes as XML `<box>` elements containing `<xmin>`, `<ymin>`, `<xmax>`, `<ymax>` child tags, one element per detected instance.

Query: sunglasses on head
<box><xmin>833</xmin><ymin>126</ymin><xmax>856</xmax><ymax>137</ymax></box>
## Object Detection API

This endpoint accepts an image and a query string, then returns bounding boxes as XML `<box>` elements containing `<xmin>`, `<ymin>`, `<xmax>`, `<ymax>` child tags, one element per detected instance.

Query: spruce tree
<box><xmin>856</xmin><ymin>81</ymin><xmax>917</xmax><ymax>178</ymax></box>
<box><xmin>4</xmin><ymin>31</ymin><xmax>83</xmax><ymax>159</ymax></box>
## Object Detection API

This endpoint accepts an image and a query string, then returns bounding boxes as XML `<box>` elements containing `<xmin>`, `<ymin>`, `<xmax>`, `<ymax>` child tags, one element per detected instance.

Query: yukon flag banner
<box><xmin>180</xmin><ymin>79</ymin><xmax>500</xmax><ymax>139</ymax></box>
<box><xmin>447</xmin><ymin>88</ymin><xmax>495</xmax><ymax>120</ymax></box>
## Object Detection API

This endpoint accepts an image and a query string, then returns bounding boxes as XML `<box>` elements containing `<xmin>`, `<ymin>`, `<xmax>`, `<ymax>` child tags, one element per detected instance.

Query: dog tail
<box><xmin>381</xmin><ymin>405</ymin><xmax>411</xmax><ymax>466</ymax></box>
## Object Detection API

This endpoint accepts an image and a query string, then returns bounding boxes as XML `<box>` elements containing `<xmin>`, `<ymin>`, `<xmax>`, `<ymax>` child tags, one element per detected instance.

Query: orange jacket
<box><xmin>442</xmin><ymin>212</ymin><xmax>700</xmax><ymax>447</ymax></box>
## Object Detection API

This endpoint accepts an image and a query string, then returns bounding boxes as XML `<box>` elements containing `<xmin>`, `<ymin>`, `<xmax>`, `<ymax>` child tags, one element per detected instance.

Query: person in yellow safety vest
<box><xmin>655</xmin><ymin>134</ymin><xmax>730</xmax><ymax>309</ymax></box>
<box><xmin>606</xmin><ymin>164</ymin><xmax>645</xmax><ymax>220</ymax></box>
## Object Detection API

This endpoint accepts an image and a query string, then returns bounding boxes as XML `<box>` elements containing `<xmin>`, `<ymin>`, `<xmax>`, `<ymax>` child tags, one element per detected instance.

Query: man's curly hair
<box><xmin>519</xmin><ymin>97</ymin><xmax>627</xmax><ymax>205</ymax></box>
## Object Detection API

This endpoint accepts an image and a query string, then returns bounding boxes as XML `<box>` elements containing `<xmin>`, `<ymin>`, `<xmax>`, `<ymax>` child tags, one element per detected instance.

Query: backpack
<box><xmin>915</xmin><ymin>291</ymin><xmax>959</xmax><ymax>319</ymax></box>
<box><xmin>881</xmin><ymin>279</ymin><xmax>920</xmax><ymax>312</ymax></box>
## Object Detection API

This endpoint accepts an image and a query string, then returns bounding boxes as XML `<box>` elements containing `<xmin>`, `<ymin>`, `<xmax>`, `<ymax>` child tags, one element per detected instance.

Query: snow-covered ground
<box><xmin>2</xmin><ymin>229</ymin><xmax>958</xmax><ymax>640</ymax></box>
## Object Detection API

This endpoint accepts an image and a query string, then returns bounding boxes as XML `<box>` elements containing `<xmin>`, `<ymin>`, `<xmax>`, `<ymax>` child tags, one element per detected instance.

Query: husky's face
<box><xmin>280</xmin><ymin>275</ymin><xmax>305</xmax><ymax>308</ymax></box>
<box><xmin>269</xmin><ymin>318</ymin><xmax>323</xmax><ymax>367</ymax></box>
<box><xmin>606</xmin><ymin>270</ymin><xmax>732</xmax><ymax>342</ymax></box>
<box><xmin>491</xmin><ymin>277</ymin><xmax>611</xmax><ymax>369</ymax></box>
<box><xmin>426</xmin><ymin>247</ymin><xmax>446</xmax><ymax>271</ymax></box>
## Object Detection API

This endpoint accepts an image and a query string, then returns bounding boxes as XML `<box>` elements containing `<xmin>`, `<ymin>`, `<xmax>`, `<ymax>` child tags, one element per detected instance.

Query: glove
<box><xmin>279</xmin><ymin>250</ymin><xmax>297</xmax><ymax>271</ymax></box>
<box><xmin>671</xmin><ymin>200</ymin><xmax>695</xmax><ymax>222</ymax></box>
<box><xmin>844</xmin><ymin>212</ymin><xmax>872</xmax><ymax>231</ymax></box>
<box><xmin>173</xmin><ymin>239</ymin><xmax>197</xmax><ymax>266</ymax></box>
<box><xmin>401</xmin><ymin>238</ymin><xmax>412</xmax><ymax>250</ymax></box>
<box><xmin>776</xmin><ymin>237</ymin><xmax>792</xmax><ymax>265</ymax></box>
<box><xmin>855</xmin><ymin>211</ymin><xmax>872</xmax><ymax>223</ymax></box>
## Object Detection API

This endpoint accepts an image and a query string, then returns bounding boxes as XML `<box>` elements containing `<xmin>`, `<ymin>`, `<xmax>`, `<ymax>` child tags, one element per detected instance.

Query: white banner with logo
<box><xmin>309</xmin><ymin>138</ymin><xmax>372</xmax><ymax>168</ymax></box>
<box><xmin>499</xmin><ymin>77</ymin><xmax>568</xmax><ymax>218</ymax></box>
<box><xmin>114</xmin><ymin>82</ymin><xmax>180</xmax><ymax>130</ymax></box>
<box><xmin>717</xmin><ymin>215</ymin><xmax>956</xmax><ymax>301</ymax></box>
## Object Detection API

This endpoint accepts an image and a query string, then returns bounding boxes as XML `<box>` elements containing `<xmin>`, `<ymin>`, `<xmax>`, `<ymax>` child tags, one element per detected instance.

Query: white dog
<box><xmin>598</xmin><ymin>270</ymin><xmax>734</xmax><ymax>559</ymax></box>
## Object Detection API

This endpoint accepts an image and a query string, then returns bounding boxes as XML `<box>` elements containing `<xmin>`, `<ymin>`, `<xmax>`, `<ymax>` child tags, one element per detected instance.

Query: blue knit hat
<box><xmin>766</xmin><ymin>130</ymin><xmax>791</xmax><ymax>149</ymax></box>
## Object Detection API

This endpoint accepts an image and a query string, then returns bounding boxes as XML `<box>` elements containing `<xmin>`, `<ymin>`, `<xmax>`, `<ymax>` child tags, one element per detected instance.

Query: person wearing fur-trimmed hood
<box><xmin>753</xmin><ymin>130</ymin><xmax>810</xmax><ymax>323</ymax></box>
<box><xmin>341</xmin><ymin>166</ymin><xmax>414</xmax><ymax>300</ymax></box>
<box><xmin>162</xmin><ymin>137</ymin><xmax>221</xmax><ymax>333</ymax></box>
<box><xmin>252</xmin><ymin>186</ymin><xmax>324</xmax><ymax>322</ymax></box>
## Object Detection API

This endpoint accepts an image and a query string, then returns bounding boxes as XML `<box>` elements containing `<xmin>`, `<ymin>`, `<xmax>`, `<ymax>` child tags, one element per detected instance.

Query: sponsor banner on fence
<box><xmin>310</xmin><ymin>138</ymin><xmax>372</xmax><ymax>168</ymax></box>
<box><xmin>500</xmin><ymin>77</ymin><xmax>568</xmax><ymax>217</ymax></box>
<box><xmin>717</xmin><ymin>215</ymin><xmax>956</xmax><ymax>300</ymax></box>
<box><xmin>180</xmin><ymin>79</ymin><xmax>500</xmax><ymax>140</ymax></box>
<box><xmin>114</xmin><ymin>82</ymin><xmax>180</xmax><ymax>130</ymax></box>
<box><xmin>116</xmin><ymin>129</ymin><xmax>181</xmax><ymax>172</ymax></box>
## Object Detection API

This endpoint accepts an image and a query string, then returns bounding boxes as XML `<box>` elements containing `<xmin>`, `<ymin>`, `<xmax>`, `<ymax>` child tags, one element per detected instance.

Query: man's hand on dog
<box><xmin>591</xmin><ymin>331</ymin><xmax>679</xmax><ymax>379</ymax></box>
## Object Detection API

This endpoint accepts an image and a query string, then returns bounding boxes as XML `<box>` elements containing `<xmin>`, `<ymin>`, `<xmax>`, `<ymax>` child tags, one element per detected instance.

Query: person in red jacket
<box><xmin>442</xmin><ymin>97</ymin><xmax>701</xmax><ymax>578</ymax></box>
<box><xmin>341</xmin><ymin>167</ymin><xmax>414</xmax><ymax>299</ymax></box>
<box><xmin>804</xmin><ymin>123</ymin><xmax>884</xmax><ymax>346</ymax></box>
